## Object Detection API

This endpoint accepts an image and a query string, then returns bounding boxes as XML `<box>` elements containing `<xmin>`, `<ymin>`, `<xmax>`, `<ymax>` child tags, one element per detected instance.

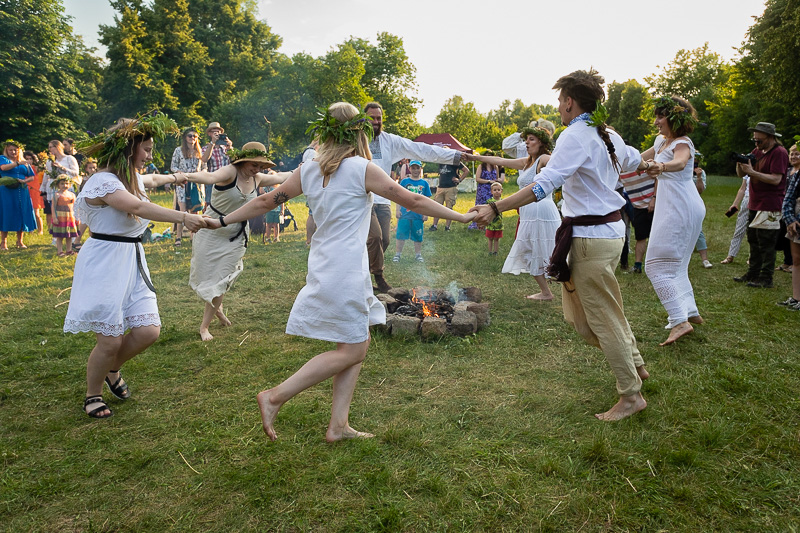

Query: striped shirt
<box><xmin>619</xmin><ymin>170</ymin><xmax>655</xmax><ymax>209</ymax></box>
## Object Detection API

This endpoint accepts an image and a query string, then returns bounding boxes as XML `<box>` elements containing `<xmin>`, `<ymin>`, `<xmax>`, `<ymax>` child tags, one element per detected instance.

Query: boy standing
<box><xmin>393</xmin><ymin>161</ymin><xmax>431</xmax><ymax>263</ymax></box>
<box><xmin>486</xmin><ymin>182</ymin><xmax>504</xmax><ymax>255</ymax></box>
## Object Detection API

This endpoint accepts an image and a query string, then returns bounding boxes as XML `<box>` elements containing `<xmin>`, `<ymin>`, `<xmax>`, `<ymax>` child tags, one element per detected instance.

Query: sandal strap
<box><xmin>84</xmin><ymin>395</ymin><xmax>113</xmax><ymax>418</ymax></box>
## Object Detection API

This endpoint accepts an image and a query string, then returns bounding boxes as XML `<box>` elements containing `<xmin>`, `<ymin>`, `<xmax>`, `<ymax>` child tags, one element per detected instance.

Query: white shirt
<box><xmin>368</xmin><ymin>132</ymin><xmax>460</xmax><ymax>205</ymax></box>
<box><xmin>533</xmin><ymin>120</ymin><xmax>641</xmax><ymax>238</ymax></box>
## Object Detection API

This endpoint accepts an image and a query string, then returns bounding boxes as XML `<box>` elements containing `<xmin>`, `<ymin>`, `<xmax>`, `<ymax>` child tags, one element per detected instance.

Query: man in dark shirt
<box><xmin>734</xmin><ymin>122</ymin><xmax>789</xmax><ymax>288</ymax></box>
<box><xmin>430</xmin><ymin>161</ymin><xmax>469</xmax><ymax>231</ymax></box>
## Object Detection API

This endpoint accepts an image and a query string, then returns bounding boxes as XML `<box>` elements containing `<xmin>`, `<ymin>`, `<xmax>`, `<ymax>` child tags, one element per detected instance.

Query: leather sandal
<box><xmin>84</xmin><ymin>395</ymin><xmax>113</xmax><ymax>419</ymax></box>
<box><xmin>105</xmin><ymin>371</ymin><xmax>131</xmax><ymax>400</ymax></box>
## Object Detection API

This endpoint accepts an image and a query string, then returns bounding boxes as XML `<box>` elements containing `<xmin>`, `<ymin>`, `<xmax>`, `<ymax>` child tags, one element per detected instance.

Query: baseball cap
<box><xmin>409</xmin><ymin>160</ymin><xmax>422</xmax><ymax>167</ymax></box>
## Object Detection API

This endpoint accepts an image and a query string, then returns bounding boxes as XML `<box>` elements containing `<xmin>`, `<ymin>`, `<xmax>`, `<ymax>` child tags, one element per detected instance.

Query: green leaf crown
<box><xmin>228</xmin><ymin>147</ymin><xmax>270</xmax><ymax>163</ymax></box>
<box><xmin>652</xmin><ymin>96</ymin><xmax>699</xmax><ymax>132</ymax></box>
<box><xmin>305</xmin><ymin>109</ymin><xmax>374</xmax><ymax>146</ymax></box>
<box><xmin>519</xmin><ymin>126</ymin><xmax>554</xmax><ymax>153</ymax></box>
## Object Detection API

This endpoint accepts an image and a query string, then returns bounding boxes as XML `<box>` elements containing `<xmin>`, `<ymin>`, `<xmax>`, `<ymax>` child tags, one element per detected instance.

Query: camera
<box><xmin>729</xmin><ymin>152</ymin><xmax>757</xmax><ymax>165</ymax></box>
<box><xmin>215</xmin><ymin>133</ymin><xmax>228</xmax><ymax>146</ymax></box>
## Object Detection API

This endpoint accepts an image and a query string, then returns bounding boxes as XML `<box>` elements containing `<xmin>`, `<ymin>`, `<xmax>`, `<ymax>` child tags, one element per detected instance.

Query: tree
<box><xmin>431</xmin><ymin>96</ymin><xmax>503</xmax><ymax>150</ymax></box>
<box><xmin>0</xmin><ymin>0</ymin><xmax>101</xmax><ymax>147</ymax></box>
<box><xmin>606</xmin><ymin>80</ymin><xmax>651</xmax><ymax>149</ymax></box>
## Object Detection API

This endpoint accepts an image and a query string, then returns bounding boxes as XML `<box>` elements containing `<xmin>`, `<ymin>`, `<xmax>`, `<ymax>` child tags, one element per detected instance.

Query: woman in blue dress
<box><xmin>0</xmin><ymin>140</ymin><xmax>36</xmax><ymax>250</ymax></box>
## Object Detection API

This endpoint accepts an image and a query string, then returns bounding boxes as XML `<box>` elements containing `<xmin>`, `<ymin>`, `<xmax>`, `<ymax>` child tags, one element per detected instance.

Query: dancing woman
<box><xmin>64</xmin><ymin>113</ymin><xmax>207</xmax><ymax>419</ymax></box>
<box><xmin>640</xmin><ymin>96</ymin><xmax>705</xmax><ymax>346</ymax></box>
<box><xmin>206</xmin><ymin>102</ymin><xmax>474</xmax><ymax>441</ymax></box>
<box><xmin>175</xmin><ymin>142</ymin><xmax>289</xmax><ymax>341</ymax></box>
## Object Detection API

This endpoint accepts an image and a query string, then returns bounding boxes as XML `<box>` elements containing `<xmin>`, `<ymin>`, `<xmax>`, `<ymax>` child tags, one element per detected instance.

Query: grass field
<box><xmin>1</xmin><ymin>176</ymin><xmax>798</xmax><ymax>532</ymax></box>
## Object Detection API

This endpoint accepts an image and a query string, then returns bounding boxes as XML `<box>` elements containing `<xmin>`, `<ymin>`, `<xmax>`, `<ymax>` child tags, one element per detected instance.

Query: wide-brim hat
<box><xmin>748</xmin><ymin>122</ymin><xmax>781</xmax><ymax>138</ymax></box>
<box><xmin>230</xmin><ymin>141</ymin><xmax>275</xmax><ymax>168</ymax></box>
<box><xmin>206</xmin><ymin>122</ymin><xmax>225</xmax><ymax>134</ymax></box>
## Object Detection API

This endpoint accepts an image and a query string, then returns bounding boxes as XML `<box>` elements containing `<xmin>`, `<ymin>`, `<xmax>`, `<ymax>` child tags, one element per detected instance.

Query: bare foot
<box><xmin>216</xmin><ymin>309</ymin><xmax>231</xmax><ymax>327</ymax></box>
<box><xmin>199</xmin><ymin>328</ymin><xmax>214</xmax><ymax>341</ymax></box>
<box><xmin>660</xmin><ymin>321</ymin><xmax>693</xmax><ymax>346</ymax></box>
<box><xmin>326</xmin><ymin>425</ymin><xmax>375</xmax><ymax>443</ymax></box>
<box><xmin>594</xmin><ymin>392</ymin><xmax>647</xmax><ymax>421</ymax></box>
<box><xmin>636</xmin><ymin>365</ymin><xmax>649</xmax><ymax>381</ymax></box>
<box><xmin>688</xmin><ymin>315</ymin><xmax>704</xmax><ymax>325</ymax></box>
<box><xmin>257</xmin><ymin>389</ymin><xmax>282</xmax><ymax>441</ymax></box>
<box><xmin>526</xmin><ymin>293</ymin><xmax>554</xmax><ymax>301</ymax></box>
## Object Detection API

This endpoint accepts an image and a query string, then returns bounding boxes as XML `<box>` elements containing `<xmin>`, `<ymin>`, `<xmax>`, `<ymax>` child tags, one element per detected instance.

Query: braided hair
<box><xmin>553</xmin><ymin>69</ymin><xmax>620</xmax><ymax>171</ymax></box>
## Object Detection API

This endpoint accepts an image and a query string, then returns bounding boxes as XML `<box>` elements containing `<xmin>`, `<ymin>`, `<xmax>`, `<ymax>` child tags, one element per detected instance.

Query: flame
<box><xmin>412</xmin><ymin>289</ymin><xmax>439</xmax><ymax>318</ymax></box>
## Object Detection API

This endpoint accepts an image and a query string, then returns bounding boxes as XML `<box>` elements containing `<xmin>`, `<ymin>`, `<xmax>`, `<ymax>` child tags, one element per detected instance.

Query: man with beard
<box><xmin>363</xmin><ymin>102</ymin><xmax>463</xmax><ymax>292</ymax></box>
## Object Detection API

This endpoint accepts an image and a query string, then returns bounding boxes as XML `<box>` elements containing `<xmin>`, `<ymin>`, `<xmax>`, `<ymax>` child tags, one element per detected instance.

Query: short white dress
<box><xmin>189</xmin><ymin>178</ymin><xmax>256</xmax><ymax>303</ymax></box>
<box><xmin>285</xmin><ymin>157</ymin><xmax>386</xmax><ymax>343</ymax></box>
<box><xmin>502</xmin><ymin>157</ymin><xmax>560</xmax><ymax>276</ymax></box>
<box><xmin>64</xmin><ymin>172</ymin><xmax>161</xmax><ymax>336</ymax></box>
<box><xmin>645</xmin><ymin>136</ymin><xmax>705</xmax><ymax>327</ymax></box>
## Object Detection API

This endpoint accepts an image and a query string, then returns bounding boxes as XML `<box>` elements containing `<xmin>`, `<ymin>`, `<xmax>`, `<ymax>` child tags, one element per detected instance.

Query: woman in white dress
<box><xmin>64</xmin><ymin>114</ymin><xmax>207</xmax><ymax>419</ymax></box>
<box><xmin>641</xmin><ymin>96</ymin><xmax>705</xmax><ymax>346</ymax></box>
<box><xmin>207</xmin><ymin>102</ymin><xmax>475</xmax><ymax>442</ymax></box>
<box><xmin>175</xmin><ymin>142</ymin><xmax>289</xmax><ymax>341</ymax></box>
<box><xmin>465</xmin><ymin>127</ymin><xmax>560</xmax><ymax>300</ymax></box>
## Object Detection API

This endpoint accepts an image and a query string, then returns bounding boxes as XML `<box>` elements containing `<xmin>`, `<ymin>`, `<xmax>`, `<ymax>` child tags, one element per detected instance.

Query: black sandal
<box><xmin>84</xmin><ymin>395</ymin><xmax>113</xmax><ymax>419</ymax></box>
<box><xmin>105</xmin><ymin>371</ymin><xmax>131</xmax><ymax>400</ymax></box>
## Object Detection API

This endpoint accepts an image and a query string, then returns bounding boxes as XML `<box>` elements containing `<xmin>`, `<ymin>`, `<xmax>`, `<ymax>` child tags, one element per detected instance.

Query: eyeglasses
<box><xmin>752</xmin><ymin>138</ymin><xmax>764</xmax><ymax>144</ymax></box>
<box><xmin>187</xmin><ymin>134</ymin><xmax>198</xmax><ymax>139</ymax></box>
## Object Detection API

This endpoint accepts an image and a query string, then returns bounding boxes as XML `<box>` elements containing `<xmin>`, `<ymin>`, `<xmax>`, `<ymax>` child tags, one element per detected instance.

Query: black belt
<box><xmin>90</xmin><ymin>232</ymin><xmax>156</xmax><ymax>293</ymax></box>
<box><xmin>208</xmin><ymin>203</ymin><xmax>248</xmax><ymax>248</ymax></box>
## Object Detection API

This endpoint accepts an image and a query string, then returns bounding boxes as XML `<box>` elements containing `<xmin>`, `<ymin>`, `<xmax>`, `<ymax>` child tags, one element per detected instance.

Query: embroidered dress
<box><xmin>645</xmin><ymin>136</ymin><xmax>705</xmax><ymax>327</ymax></box>
<box><xmin>51</xmin><ymin>192</ymin><xmax>78</xmax><ymax>238</ymax></box>
<box><xmin>64</xmin><ymin>172</ymin><xmax>160</xmax><ymax>336</ymax></box>
<box><xmin>286</xmin><ymin>157</ymin><xmax>385</xmax><ymax>343</ymax></box>
<box><xmin>502</xmin><ymin>156</ymin><xmax>560</xmax><ymax>276</ymax></box>
<box><xmin>189</xmin><ymin>177</ymin><xmax>257</xmax><ymax>303</ymax></box>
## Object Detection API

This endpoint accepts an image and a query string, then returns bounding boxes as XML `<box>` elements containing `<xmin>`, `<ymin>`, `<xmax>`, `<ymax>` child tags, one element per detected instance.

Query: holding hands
<box><xmin>468</xmin><ymin>204</ymin><xmax>495</xmax><ymax>227</ymax></box>
<box><xmin>183</xmin><ymin>212</ymin><xmax>209</xmax><ymax>232</ymax></box>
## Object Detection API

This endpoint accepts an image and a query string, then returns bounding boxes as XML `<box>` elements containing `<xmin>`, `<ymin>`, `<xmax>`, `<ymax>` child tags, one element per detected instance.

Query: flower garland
<box><xmin>652</xmin><ymin>96</ymin><xmax>698</xmax><ymax>132</ymax></box>
<box><xmin>305</xmin><ymin>109</ymin><xmax>374</xmax><ymax>146</ymax></box>
<box><xmin>3</xmin><ymin>139</ymin><xmax>24</xmax><ymax>151</ymax></box>
<box><xmin>77</xmin><ymin>111</ymin><xmax>178</xmax><ymax>185</ymax></box>
<box><xmin>227</xmin><ymin>147</ymin><xmax>270</xmax><ymax>164</ymax></box>
<box><xmin>519</xmin><ymin>126</ymin><xmax>554</xmax><ymax>153</ymax></box>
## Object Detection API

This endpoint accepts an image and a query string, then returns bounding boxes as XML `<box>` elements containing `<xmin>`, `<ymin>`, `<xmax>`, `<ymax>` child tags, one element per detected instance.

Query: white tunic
<box><xmin>285</xmin><ymin>157</ymin><xmax>386</xmax><ymax>343</ymax></box>
<box><xmin>645</xmin><ymin>136</ymin><xmax>705</xmax><ymax>327</ymax></box>
<box><xmin>64</xmin><ymin>172</ymin><xmax>160</xmax><ymax>336</ymax></box>
<box><xmin>502</xmin><ymin>156</ymin><xmax>560</xmax><ymax>276</ymax></box>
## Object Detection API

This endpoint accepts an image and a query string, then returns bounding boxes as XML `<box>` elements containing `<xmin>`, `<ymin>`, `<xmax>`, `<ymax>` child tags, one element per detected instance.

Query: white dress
<box><xmin>645</xmin><ymin>136</ymin><xmax>706</xmax><ymax>328</ymax></box>
<box><xmin>64</xmin><ymin>172</ymin><xmax>160</xmax><ymax>336</ymax></box>
<box><xmin>189</xmin><ymin>178</ymin><xmax>256</xmax><ymax>303</ymax></box>
<box><xmin>502</xmin><ymin>157</ymin><xmax>560</xmax><ymax>276</ymax></box>
<box><xmin>285</xmin><ymin>157</ymin><xmax>386</xmax><ymax>343</ymax></box>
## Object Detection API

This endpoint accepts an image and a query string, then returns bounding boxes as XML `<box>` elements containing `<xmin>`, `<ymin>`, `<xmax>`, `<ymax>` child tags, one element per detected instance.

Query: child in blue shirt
<box><xmin>393</xmin><ymin>160</ymin><xmax>431</xmax><ymax>262</ymax></box>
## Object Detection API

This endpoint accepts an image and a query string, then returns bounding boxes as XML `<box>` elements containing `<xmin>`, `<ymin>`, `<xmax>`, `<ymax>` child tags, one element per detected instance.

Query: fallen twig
<box><xmin>178</xmin><ymin>450</ymin><xmax>201</xmax><ymax>474</ymax></box>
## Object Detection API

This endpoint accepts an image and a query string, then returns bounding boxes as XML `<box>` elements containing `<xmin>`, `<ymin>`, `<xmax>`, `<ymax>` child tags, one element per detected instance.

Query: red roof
<box><xmin>412</xmin><ymin>133</ymin><xmax>472</xmax><ymax>153</ymax></box>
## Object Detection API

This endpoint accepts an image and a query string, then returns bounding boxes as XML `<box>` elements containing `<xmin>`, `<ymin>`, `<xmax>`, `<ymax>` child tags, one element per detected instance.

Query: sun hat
<box><xmin>227</xmin><ymin>141</ymin><xmax>275</xmax><ymax>168</ymax></box>
<box><xmin>206</xmin><ymin>122</ymin><xmax>225</xmax><ymax>134</ymax></box>
<box><xmin>748</xmin><ymin>122</ymin><xmax>782</xmax><ymax>138</ymax></box>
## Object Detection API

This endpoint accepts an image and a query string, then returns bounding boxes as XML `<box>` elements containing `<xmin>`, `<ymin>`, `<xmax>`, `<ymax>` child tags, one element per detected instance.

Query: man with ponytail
<box><xmin>470</xmin><ymin>69</ymin><xmax>652</xmax><ymax>422</ymax></box>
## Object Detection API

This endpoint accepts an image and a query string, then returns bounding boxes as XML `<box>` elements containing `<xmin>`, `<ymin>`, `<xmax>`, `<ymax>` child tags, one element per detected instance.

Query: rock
<box><xmin>376</xmin><ymin>294</ymin><xmax>399</xmax><ymax>313</ymax></box>
<box><xmin>420</xmin><ymin>316</ymin><xmax>448</xmax><ymax>338</ymax></box>
<box><xmin>466</xmin><ymin>302</ymin><xmax>490</xmax><ymax>330</ymax></box>
<box><xmin>460</xmin><ymin>287</ymin><xmax>482</xmax><ymax>303</ymax></box>
<box><xmin>370</xmin><ymin>322</ymin><xmax>390</xmax><ymax>335</ymax></box>
<box><xmin>450</xmin><ymin>310</ymin><xmax>477</xmax><ymax>336</ymax></box>
<box><xmin>454</xmin><ymin>301</ymin><xmax>471</xmax><ymax>313</ymax></box>
<box><xmin>387</xmin><ymin>314</ymin><xmax>420</xmax><ymax>336</ymax></box>
<box><xmin>388</xmin><ymin>288</ymin><xmax>410</xmax><ymax>301</ymax></box>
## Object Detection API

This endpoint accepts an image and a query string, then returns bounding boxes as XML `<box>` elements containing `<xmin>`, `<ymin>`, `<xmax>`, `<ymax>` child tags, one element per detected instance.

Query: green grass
<box><xmin>1</xmin><ymin>177</ymin><xmax>799</xmax><ymax>532</ymax></box>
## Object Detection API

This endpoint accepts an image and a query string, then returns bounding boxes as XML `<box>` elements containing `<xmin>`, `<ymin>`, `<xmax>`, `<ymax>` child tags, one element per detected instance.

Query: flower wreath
<box><xmin>77</xmin><ymin>111</ymin><xmax>179</xmax><ymax>185</ymax></box>
<box><xmin>652</xmin><ymin>96</ymin><xmax>698</xmax><ymax>132</ymax></box>
<box><xmin>519</xmin><ymin>126</ymin><xmax>554</xmax><ymax>153</ymax></box>
<box><xmin>227</xmin><ymin>147</ymin><xmax>270</xmax><ymax>163</ymax></box>
<box><xmin>305</xmin><ymin>109</ymin><xmax>374</xmax><ymax>146</ymax></box>
<box><xmin>3</xmin><ymin>139</ymin><xmax>24</xmax><ymax>151</ymax></box>
<box><xmin>49</xmin><ymin>174</ymin><xmax>79</xmax><ymax>189</ymax></box>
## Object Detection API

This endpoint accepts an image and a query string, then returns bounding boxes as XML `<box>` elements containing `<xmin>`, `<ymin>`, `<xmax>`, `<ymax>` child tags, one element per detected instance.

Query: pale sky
<box><xmin>64</xmin><ymin>0</ymin><xmax>765</xmax><ymax>126</ymax></box>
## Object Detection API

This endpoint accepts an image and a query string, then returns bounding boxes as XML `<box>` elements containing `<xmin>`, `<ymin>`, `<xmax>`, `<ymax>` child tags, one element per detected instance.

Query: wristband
<box><xmin>531</xmin><ymin>183</ymin><xmax>546</xmax><ymax>201</ymax></box>
<box><xmin>489</xmin><ymin>201</ymin><xmax>500</xmax><ymax>217</ymax></box>
<box><xmin>219</xmin><ymin>215</ymin><xmax>227</xmax><ymax>227</ymax></box>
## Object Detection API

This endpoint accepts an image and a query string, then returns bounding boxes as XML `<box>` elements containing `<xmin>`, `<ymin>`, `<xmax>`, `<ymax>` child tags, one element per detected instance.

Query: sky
<box><xmin>63</xmin><ymin>0</ymin><xmax>766</xmax><ymax>126</ymax></box>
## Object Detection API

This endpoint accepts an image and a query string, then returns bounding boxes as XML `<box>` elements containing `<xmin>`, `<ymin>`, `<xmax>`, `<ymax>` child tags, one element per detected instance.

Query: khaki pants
<box><xmin>367</xmin><ymin>204</ymin><xmax>392</xmax><ymax>276</ymax></box>
<box><xmin>562</xmin><ymin>237</ymin><xmax>644</xmax><ymax>396</ymax></box>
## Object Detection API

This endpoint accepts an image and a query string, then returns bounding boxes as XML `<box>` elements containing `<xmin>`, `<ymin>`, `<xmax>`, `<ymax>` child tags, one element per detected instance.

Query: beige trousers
<box><xmin>562</xmin><ymin>237</ymin><xmax>644</xmax><ymax>396</ymax></box>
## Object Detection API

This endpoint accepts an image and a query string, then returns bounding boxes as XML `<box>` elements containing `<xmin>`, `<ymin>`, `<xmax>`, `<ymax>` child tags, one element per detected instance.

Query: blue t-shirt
<box><xmin>398</xmin><ymin>177</ymin><xmax>431</xmax><ymax>220</ymax></box>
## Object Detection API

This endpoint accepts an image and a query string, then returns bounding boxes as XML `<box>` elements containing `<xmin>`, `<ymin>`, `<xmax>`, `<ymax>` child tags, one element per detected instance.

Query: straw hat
<box><xmin>229</xmin><ymin>141</ymin><xmax>275</xmax><ymax>168</ymax></box>
<box><xmin>206</xmin><ymin>122</ymin><xmax>225</xmax><ymax>134</ymax></box>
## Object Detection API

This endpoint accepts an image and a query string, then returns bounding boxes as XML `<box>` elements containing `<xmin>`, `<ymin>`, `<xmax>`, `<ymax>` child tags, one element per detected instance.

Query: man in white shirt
<box><xmin>470</xmin><ymin>70</ymin><xmax>651</xmax><ymax>422</ymax></box>
<box><xmin>363</xmin><ymin>102</ymin><xmax>463</xmax><ymax>292</ymax></box>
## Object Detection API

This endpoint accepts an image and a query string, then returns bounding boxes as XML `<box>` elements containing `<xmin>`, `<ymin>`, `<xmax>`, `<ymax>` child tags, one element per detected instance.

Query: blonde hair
<box><xmin>3</xmin><ymin>144</ymin><xmax>23</xmax><ymax>162</ymax></box>
<box><xmin>104</xmin><ymin>118</ymin><xmax>151</xmax><ymax>201</ymax></box>
<box><xmin>316</xmin><ymin>102</ymin><xmax>372</xmax><ymax>179</ymax></box>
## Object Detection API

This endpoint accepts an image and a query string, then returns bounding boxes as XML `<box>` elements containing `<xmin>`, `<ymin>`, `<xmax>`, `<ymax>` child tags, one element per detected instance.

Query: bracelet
<box><xmin>181</xmin><ymin>212</ymin><xmax>186</xmax><ymax>225</ymax></box>
<box><xmin>219</xmin><ymin>215</ymin><xmax>227</xmax><ymax>227</ymax></box>
<box><xmin>173</xmin><ymin>175</ymin><xmax>178</xmax><ymax>183</ymax></box>
<box><xmin>488</xmin><ymin>201</ymin><xmax>501</xmax><ymax>217</ymax></box>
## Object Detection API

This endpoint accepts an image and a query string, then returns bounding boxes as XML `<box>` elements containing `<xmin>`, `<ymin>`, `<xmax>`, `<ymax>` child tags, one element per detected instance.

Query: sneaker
<box><xmin>444</xmin><ymin>226</ymin><xmax>451</xmax><ymax>231</ymax></box>
<box><xmin>392</xmin><ymin>254</ymin><xmax>400</xmax><ymax>263</ymax></box>
<box><xmin>702</xmin><ymin>260</ymin><xmax>713</xmax><ymax>269</ymax></box>
<box><xmin>429</xmin><ymin>225</ymin><xmax>438</xmax><ymax>231</ymax></box>
<box><xmin>789</xmin><ymin>301</ymin><xmax>800</xmax><ymax>311</ymax></box>
<box><xmin>415</xmin><ymin>254</ymin><xmax>424</xmax><ymax>263</ymax></box>
<box><xmin>777</xmin><ymin>297</ymin><xmax>799</xmax><ymax>307</ymax></box>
